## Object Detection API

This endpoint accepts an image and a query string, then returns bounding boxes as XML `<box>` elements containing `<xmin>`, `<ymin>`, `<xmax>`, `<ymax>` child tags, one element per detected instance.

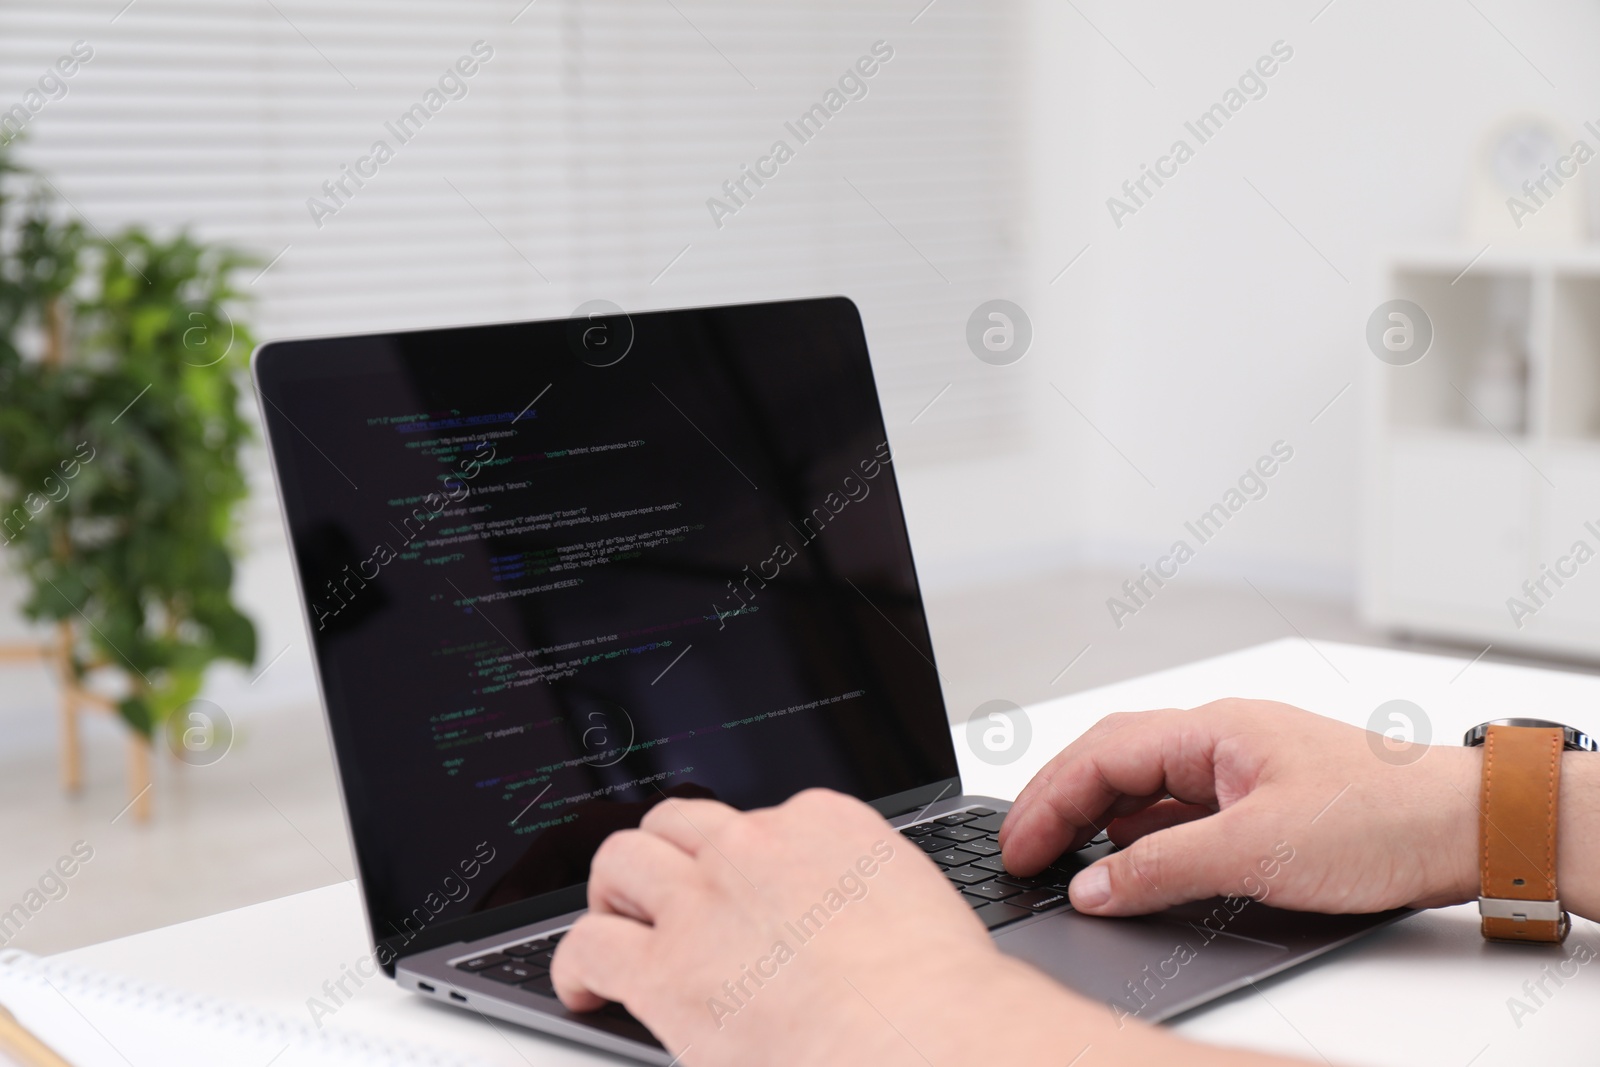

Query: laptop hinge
<box><xmin>872</xmin><ymin>776</ymin><xmax>962</xmax><ymax>819</ymax></box>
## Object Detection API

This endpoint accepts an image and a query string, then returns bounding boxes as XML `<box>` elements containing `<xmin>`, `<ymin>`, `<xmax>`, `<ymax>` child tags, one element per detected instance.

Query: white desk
<box><xmin>57</xmin><ymin>640</ymin><xmax>1600</xmax><ymax>1066</ymax></box>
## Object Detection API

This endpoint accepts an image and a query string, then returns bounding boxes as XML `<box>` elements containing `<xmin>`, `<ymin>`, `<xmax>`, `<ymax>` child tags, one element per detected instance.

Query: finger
<box><xmin>1068</xmin><ymin>803</ymin><xmax>1275</xmax><ymax>915</ymax></box>
<box><xmin>1000</xmin><ymin>707</ymin><xmax>1230</xmax><ymax>875</ymax></box>
<box><xmin>1105</xmin><ymin>799</ymin><xmax>1215</xmax><ymax>848</ymax></box>
<box><xmin>999</xmin><ymin>710</ymin><xmax>1172</xmax><ymax>847</ymax></box>
<box><xmin>588</xmin><ymin>829</ymin><xmax>699</xmax><ymax>923</ymax></box>
<box><xmin>1001</xmin><ymin>713</ymin><xmax>1143</xmax><ymax>836</ymax></box>
<box><xmin>639</xmin><ymin>796</ymin><xmax>741</xmax><ymax>857</ymax></box>
<box><xmin>1000</xmin><ymin>788</ymin><xmax>1172</xmax><ymax>869</ymax></box>
<box><xmin>552</xmin><ymin>912</ymin><xmax>655</xmax><ymax>1013</ymax></box>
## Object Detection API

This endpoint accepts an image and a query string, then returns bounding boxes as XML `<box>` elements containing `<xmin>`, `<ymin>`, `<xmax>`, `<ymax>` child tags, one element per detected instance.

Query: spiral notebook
<box><xmin>0</xmin><ymin>951</ymin><xmax>488</xmax><ymax>1067</ymax></box>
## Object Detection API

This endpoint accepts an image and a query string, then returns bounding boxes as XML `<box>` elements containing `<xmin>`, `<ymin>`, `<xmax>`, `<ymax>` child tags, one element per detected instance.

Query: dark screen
<box><xmin>255</xmin><ymin>297</ymin><xmax>957</xmax><ymax>955</ymax></box>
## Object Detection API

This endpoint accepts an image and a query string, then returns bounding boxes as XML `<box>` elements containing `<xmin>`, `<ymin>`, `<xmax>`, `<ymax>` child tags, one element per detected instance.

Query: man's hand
<box><xmin>551</xmin><ymin>789</ymin><xmax>1200</xmax><ymax>1066</ymax></box>
<box><xmin>1000</xmin><ymin>698</ymin><xmax>1481</xmax><ymax>916</ymax></box>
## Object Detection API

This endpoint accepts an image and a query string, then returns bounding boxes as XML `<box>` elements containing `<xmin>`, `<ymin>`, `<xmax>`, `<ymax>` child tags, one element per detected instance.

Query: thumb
<box><xmin>1068</xmin><ymin>806</ymin><xmax>1276</xmax><ymax>916</ymax></box>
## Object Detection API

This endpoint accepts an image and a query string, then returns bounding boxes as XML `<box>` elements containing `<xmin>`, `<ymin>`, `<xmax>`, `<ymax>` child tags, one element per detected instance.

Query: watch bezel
<box><xmin>1463</xmin><ymin>718</ymin><xmax>1597</xmax><ymax>752</ymax></box>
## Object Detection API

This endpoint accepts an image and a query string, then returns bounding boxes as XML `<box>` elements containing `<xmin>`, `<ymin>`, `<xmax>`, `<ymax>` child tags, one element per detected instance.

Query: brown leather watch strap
<box><xmin>1480</xmin><ymin>724</ymin><xmax>1567</xmax><ymax>943</ymax></box>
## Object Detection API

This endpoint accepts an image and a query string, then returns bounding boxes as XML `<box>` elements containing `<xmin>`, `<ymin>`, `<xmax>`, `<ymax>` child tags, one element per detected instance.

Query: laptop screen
<box><xmin>255</xmin><ymin>297</ymin><xmax>957</xmax><ymax>958</ymax></box>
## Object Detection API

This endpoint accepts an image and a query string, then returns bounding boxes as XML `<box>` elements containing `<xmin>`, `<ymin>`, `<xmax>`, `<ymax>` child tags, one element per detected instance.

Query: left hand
<box><xmin>998</xmin><ymin>699</ymin><xmax>1480</xmax><ymax>916</ymax></box>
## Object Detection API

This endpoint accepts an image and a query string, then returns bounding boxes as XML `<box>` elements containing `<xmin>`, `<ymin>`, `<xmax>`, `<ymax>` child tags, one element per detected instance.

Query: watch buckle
<box><xmin>1479</xmin><ymin>896</ymin><xmax>1568</xmax><ymax>929</ymax></box>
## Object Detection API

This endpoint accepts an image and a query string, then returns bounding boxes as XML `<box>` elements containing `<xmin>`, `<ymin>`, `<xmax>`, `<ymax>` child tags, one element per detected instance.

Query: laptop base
<box><xmin>396</xmin><ymin>794</ymin><xmax>1409</xmax><ymax>1063</ymax></box>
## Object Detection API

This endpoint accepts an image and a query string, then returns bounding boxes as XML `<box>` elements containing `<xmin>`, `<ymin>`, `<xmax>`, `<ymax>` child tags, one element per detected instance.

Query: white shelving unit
<box><xmin>1362</xmin><ymin>249</ymin><xmax>1600</xmax><ymax>660</ymax></box>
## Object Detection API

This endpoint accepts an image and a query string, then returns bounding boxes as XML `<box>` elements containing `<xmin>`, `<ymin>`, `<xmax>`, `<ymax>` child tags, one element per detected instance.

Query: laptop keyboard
<box><xmin>450</xmin><ymin>807</ymin><xmax>1095</xmax><ymax>1003</ymax></box>
<box><xmin>900</xmin><ymin>807</ymin><xmax>1099</xmax><ymax>930</ymax></box>
<box><xmin>455</xmin><ymin>929</ymin><xmax>567</xmax><ymax>996</ymax></box>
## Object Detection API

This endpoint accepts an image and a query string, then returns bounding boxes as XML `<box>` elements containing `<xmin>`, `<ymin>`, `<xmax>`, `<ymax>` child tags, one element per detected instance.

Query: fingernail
<box><xmin>1071</xmin><ymin>865</ymin><xmax>1111</xmax><ymax>909</ymax></box>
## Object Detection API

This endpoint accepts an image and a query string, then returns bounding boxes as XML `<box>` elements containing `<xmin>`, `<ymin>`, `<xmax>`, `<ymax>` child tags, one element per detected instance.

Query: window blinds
<box><xmin>0</xmin><ymin>0</ymin><xmax>1029</xmax><ymax>495</ymax></box>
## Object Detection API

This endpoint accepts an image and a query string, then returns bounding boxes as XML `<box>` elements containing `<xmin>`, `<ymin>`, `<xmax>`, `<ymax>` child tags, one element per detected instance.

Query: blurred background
<box><xmin>3</xmin><ymin>0</ymin><xmax>1599</xmax><ymax>953</ymax></box>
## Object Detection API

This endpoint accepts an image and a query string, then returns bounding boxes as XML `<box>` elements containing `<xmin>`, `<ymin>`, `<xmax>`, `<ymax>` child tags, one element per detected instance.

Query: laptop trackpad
<box><xmin>994</xmin><ymin>903</ymin><xmax>1290</xmax><ymax>1023</ymax></box>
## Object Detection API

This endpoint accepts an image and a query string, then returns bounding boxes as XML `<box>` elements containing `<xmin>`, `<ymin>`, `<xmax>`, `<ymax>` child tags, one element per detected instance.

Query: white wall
<box><xmin>12</xmin><ymin>0</ymin><xmax>1600</xmax><ymax>721</ymax></box>
<box><xmin>1023</xmin><ymin>0</ymin><xmax>1600</xmax><ymax>600</ymax></box>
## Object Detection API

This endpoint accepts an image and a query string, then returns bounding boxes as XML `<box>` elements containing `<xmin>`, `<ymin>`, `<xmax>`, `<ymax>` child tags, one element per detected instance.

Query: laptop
<box><xmin>253</xmin><ymin>296</ymin><xmax>1407</xmax><ymax>1063</ymax></box>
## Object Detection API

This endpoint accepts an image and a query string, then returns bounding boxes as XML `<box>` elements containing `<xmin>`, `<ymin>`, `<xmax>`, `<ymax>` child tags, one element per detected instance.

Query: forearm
<box><xmin>863</xmin><ymin>954</ymin><xmax>1314</xmax><ymax>1067</ymax></box>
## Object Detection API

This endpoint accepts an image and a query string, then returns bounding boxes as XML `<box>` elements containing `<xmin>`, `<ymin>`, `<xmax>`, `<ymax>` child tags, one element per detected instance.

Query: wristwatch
<box><xmin>1464</xmin><ymin>718</ymin><xmax>1597</xmax><ymax>943</ymax></box>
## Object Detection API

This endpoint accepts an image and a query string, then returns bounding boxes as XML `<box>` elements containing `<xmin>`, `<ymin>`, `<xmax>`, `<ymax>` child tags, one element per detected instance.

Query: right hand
<box><xmin>998</xmin><ymin>699</ymin><xmax>1481</xmax><ymax>916</ymax></box>
<box><xmin>554</xmin><ymin>787</ymin><xmax>1297</xmax><ymax>1067</ymax></box>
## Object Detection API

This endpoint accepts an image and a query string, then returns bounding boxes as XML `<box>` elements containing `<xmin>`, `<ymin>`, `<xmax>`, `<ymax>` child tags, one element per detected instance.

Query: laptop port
<box><xmin>449</xmin><ymin>991</ymin><xmax>467</xmax><ymax>1002</ymax></box>
<box><xmin>418</xmin><ymin>982</ymin><xmax>435</xmax><ymax>993</ymax></box>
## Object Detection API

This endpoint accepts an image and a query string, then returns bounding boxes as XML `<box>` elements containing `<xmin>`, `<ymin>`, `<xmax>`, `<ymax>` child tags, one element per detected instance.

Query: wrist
<box><xmin>1420</xmin><ymin>743</ymin><xmax>1482</xmax><ymax>908</ymax></box>
<box><xmin>1435</xmin><ymin>743</ymin><xmax>1600</xmax><ymax>919</ymax></box>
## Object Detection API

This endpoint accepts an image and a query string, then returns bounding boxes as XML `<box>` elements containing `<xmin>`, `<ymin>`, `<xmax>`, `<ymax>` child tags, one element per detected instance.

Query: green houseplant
<box><xmin>0</xmin><ymin>142</ymin><xmax>258</xmax><ymax>791</ymax></box>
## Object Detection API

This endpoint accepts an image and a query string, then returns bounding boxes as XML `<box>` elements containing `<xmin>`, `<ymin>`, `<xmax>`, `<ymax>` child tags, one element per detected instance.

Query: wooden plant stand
<box><xmin>0</xmin><ymin>620</ymin><xmax>153</xmax><ymax>821</ymax></box>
